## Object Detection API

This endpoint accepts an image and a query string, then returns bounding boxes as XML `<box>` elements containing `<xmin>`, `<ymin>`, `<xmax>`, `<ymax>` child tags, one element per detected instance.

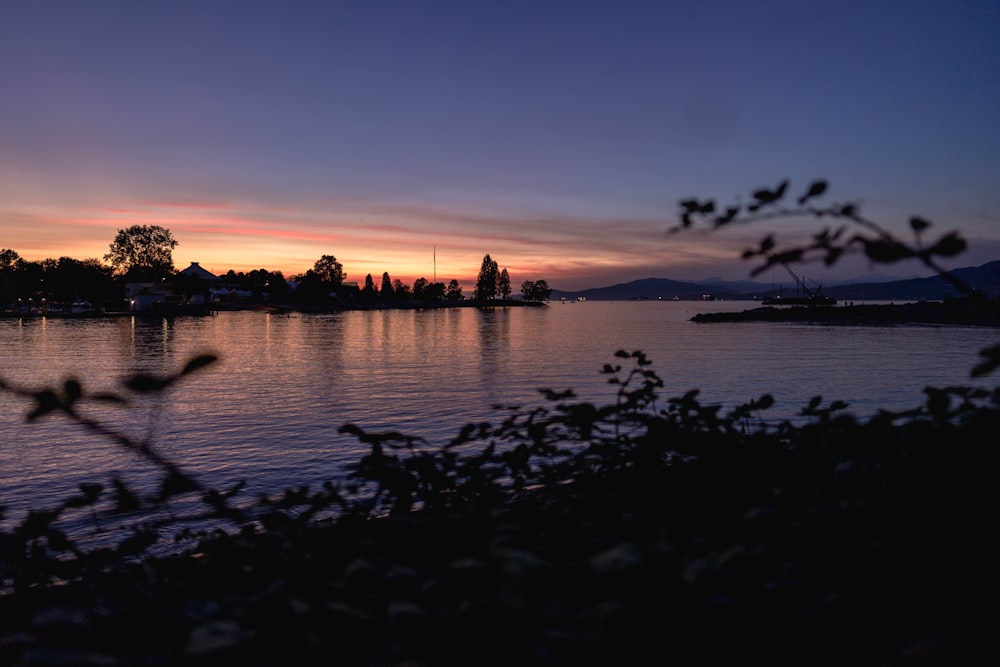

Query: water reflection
<box><xmin>127</xmin><ymin>315</ymin><xmax>177</xmax><ymax>370</ymax></box>
<box><xmin>476</xmin><ymin>308</ymin><xmax>511</xmax><ymax>403</ymax></box>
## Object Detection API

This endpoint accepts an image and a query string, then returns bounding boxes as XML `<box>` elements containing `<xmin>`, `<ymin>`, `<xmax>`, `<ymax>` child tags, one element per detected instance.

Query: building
<box><xmin>177</xmin><ymin>262</ymin><xmax>220</xmax><ymax>281</ymax></box>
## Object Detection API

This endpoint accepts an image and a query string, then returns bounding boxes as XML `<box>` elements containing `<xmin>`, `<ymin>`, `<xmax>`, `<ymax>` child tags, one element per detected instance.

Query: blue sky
<box><xmin>2</xmin><ymin>0</ymin><xmax>998</xmax><ymax>290</ymax></box>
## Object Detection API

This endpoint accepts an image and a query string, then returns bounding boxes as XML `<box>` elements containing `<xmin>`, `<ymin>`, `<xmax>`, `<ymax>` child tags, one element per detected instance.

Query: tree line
<box><xmin>473</xmin><ymin>253</ymin><xmax>551</xmax><ymax>303</ymax></box>
<box><xmin>1</xmin><ymin>225</ymin><xmax>553</xmax><ymax>311</ymax></box>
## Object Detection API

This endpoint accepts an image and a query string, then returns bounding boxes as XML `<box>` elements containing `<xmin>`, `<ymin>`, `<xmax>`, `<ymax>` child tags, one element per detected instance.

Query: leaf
<box><xmin>752</xmin><ymin>180</ymin><xmax>789</xmax><ymax>205</ymax></box>
<box><xmin>159</xmin><ymin>471</ymin><xmax>198</xmax><ymax>499</ymax></box>
<box><xmin>771</xmin><ymin>249</ymin><xmax>804</xmax><ymax>265</ymax></box>
<box><xmin>679</xmin><ymin>199</ymin><xmax>701</xmax><ymax>213</ymax></box>
<box><xmin>971</xmin><ymin>343</ymin><xmax>1000</xmax><ymax>378</ymax></box>
<box><xmin>46</xmin><ymin>528</ymin><xmax>75</xmax><ymax>552</ymax></box>
<box><xmin>862</xmin><ymin>239</ymin><xmax>914</xmax><ymax>263</ymax></box>
<box><xmin>823</xmin><ymin>247</ymin><xmax>844</xmax><ymax>266</ymax></box>
<box><xmin>20</xmin><ymin>509</ymin><xmax>59</xmax><ymax>537</ymax></box>
<box><xmin>112</xmin><ymin>477</ymin><xmax>142</xmax><ymax>512</ymax></box>
<box><xmin>63</xmin><ymin>379</ymin><xmax>83</xmax><ymax>401</ymax></box>
<box><xmin>28</xmin><ymin>390</ymin><xmax>61</xmax><ymax>421</ymax></box>
<box><xmin>925</xmin><ymin>387</ymin><xmax>950</xmax><ymax>416</ymax></box>
<box><xmin>118</xmin><ymin>528</ymin><xmax>158</xmax><ymax>556</ymax></box>
<box><xmin>80</xmin><ymin>482</ymin><xmax>103</xmax><ymax>498</ymax></box>
<box><xmin>797</xmin><ymin>180</ymin><xmax>828</xmax><ymax>204</ymax></box>
<box><xmin>924</xmin><ymin>232</ymin><xmax>966</xmax><ymax>258</ymax></box>
<box><xmin>125</xmin><ymin>373</ymin><xmax>171</xmax><ymax>393</ymax></box>
<box><xmin>182</xmin><ymin>354</ymin><xmax>218</xmax><ymax>375</ymax></box>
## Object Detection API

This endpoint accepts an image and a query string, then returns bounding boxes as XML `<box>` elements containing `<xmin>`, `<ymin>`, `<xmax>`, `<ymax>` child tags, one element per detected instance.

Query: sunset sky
<box><xmin>2</xmin><ymin>0</ymin><xmax>998</xmax><ymax>291</ymax></box>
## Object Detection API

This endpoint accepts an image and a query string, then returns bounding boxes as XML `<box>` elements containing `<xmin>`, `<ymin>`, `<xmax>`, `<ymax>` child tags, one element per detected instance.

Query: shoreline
<box><xmin>0</xmin><ymin>299</ymin><xmax>546</xmax><ymax>319</ymax></box>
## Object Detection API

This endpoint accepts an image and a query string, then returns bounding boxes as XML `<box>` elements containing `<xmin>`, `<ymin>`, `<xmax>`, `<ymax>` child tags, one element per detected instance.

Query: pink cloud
<box><xmin>94</xmin><ymin>207</ymin><xmax>149</xmax><ymax>215</ymax></box>
<box><xmin>140</xmin><ymin>200</ymin><xmax>234</xmax><ymax>210</ymax></box>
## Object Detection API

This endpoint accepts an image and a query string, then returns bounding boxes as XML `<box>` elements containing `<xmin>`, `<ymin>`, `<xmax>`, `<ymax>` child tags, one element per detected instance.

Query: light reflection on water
<box><xmin>1</xmin><ymin>303</ymin><xmax>997</xmax><ymax>526</ymax></box>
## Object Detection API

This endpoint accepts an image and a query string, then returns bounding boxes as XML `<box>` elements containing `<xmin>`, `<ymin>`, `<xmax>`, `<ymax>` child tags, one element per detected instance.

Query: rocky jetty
<box><xmin>692</xmin><ymin>300</ymin><xmax>1000</xmax><ymax>327</ymax></box>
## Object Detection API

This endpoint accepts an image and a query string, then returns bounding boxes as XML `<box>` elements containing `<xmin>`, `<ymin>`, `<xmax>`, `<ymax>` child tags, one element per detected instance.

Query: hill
<box><xmin>821</xmin><ymin>260</ymin><xmax>1000</xmax><ymax>301</ymax></box>
<box><xmin>550</xmin><ymin>260</ymin><xmax>1000</xmax><ymax>302</ymax></box>
<box><xmin>550</xmin><ymin>277</ymin><xmax>749</xmax><ymax>301</ymax></box>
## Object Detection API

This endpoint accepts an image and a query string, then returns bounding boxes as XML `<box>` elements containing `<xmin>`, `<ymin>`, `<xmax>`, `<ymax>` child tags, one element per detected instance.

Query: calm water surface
<box><xmin>1</xmin><ymin>302</ymin><xmax>997</xmax><ymax>526</ymax></box>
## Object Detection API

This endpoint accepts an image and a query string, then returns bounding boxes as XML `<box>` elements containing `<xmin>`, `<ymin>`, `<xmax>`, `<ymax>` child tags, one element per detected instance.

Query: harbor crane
<box><xmin>763</xmin><ymin>260</ymin><xmax>836</xmax><ymax>305</ymax></box>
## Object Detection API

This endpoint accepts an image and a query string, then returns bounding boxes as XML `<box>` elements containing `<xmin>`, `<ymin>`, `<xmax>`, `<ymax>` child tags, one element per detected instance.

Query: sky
<box><xmin>2</xmin><ymin>0</ymin><xmax>999</xmax><ymax>291</ymax></box>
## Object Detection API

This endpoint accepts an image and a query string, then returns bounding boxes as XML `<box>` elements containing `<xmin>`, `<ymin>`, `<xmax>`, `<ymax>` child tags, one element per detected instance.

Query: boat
<box><xmin>70</xmin><ymin>300</ymin><xmax>96</xmax><ymax>314</ymax></box>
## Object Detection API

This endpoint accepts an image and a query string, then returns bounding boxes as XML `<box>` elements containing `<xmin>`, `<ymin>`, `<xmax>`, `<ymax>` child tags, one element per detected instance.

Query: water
<box><xmin>1</xmin><ymin>302</ymin><xmax>997</xmax><ymax>530</ymax></box>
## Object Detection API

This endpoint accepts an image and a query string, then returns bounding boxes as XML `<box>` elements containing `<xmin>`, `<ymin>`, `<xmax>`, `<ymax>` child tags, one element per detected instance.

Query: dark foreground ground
<box><xmin>2</xmin><ymin>369</ymin><xmax>999</xmax><ymax>666</ymax></box>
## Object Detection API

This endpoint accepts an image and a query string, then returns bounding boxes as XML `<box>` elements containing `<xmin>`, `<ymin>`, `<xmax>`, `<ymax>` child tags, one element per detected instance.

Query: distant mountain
<box><xmin>688</xmin><ymin>272</ymin><xmax>924</xmax><ymax>296</ymax></box>
<box><xmin>694</xmin><ymin>277</ymin><xmax>770</xmax><ymax>294</ymax></box>
<box><xmin>827</xmin><ymin>273</ymin><xmax>925</xmax><ymax>286</ymax></box>
<box><xmin>549</xmin><ymin>261</ymin><xmax>1000</xmax><ymax>302</ymax></box>
<box><xmin>549</xmin><ymin>277</ymin><xmax>749</xmax><ymax>301</ymax></box>
<box><xmin>820</xmin><ymin>260</ymin><xmax>1000</xmax><ymax>301</ymax></box>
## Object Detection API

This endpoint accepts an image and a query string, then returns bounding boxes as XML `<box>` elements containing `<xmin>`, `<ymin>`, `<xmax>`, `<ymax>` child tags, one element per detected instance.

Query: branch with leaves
<box><xmin>669</xmin><ymin>179</ymin><xmax>999</xmax><ymax>377</ymax></box>
<box><xmin>0</xmin><ymin>355</ymin><xmax>251</xmax><ymax>539</ymax></box>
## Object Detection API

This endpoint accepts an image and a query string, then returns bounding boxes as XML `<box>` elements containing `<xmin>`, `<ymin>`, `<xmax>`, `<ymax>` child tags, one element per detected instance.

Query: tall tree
<box><xmin>425</xmin><ymin>281</ymin><xmax>446</xmax><ymax>303</ymax></box>
<box><xmin>310</xmin><ymin>255</ymin><xmax>345</xmax><ymax>287</ymax></box>
<box><xmin>0</xmin><ymin>249</ymin><xmax>22</xmax><ymax>305</ymax></box>
<box><xmin>294</xmin><ymin>255</ymin><xmax>346</xmax><ymax>302</ymax></box>
<box><xmin>475</xmin><ymin>254</ymin><xmax>499</xmax><ymax>302</ymax></box>
<box><xmin>392</xmin><ymin>279</ymin><xmax>411</xmax><ymax>300</ymax></box>
<box><xmin>412</xmin><ymin>277</ymin><xmax>429</xmax><ymax>301</ymax></box>
<box><xmin>521</xmin><ymin>280</ymin><xmax>551</xmax><ymax>302</ymax></box>
<box><xmin>361</xmin><ymin>273</ymin><xmax>377</xmax><ymax>303</ymax></box>
<box><xmin>44</xmin><ymin>257</ymin><xmax>115</xmax><ymax>304</ymax></box>
<box><xmin>446</xmin><ymin>279</ymin><xmax>464</xmax><ymax>301</ymax></box>
<box><xmin>0</xmin><ymin>248</ymin><xmax>22</xmax><ymax>271</ymax></box>
<box><xmin>521</xmin><ymin>281</ymin><xmax>535</xmax><ymax>301</ymax></box>
<box><xmin>104</xmin><ymin>225</ymin><xmax>178</xmax><ymax>280</ymax></box>
<box><xmin>380</xmin><ymin>272</ymin><xmax>394</xmax><ymax>301</ymax></box>
<box><xmin>498</xmin><ymin>268</ymin><xmax>511</xmax><ymax>299</ymax></box>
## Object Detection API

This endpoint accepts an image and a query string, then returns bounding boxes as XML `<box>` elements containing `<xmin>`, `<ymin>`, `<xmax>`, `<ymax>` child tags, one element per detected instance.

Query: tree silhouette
<box><xmin>475</xmin><ymin>254</ymin><xmax>499</xmax><ymax>303</ymax></box>
<box><xmin>380</xmin><ymin>272</ymin><xmax>394</xmax><ymax>302</ymax></box>
<box><xmin>104</xmin><ymin>225</ymin><xmax>178</xmax><ymax>280</ymax></box>
<box><xmin>446</xmin><ymin>279</ymin><xmax>463</xmax><ymax>301</ymax></box>
<box><xmin>498</xmin><ymin>268</ymin><xmax>512</xmax><ymax>299</ymax></box>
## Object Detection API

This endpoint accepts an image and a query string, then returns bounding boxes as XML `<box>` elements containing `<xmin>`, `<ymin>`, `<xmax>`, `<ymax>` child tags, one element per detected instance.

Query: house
<box><xmin>331</xmin><ymin>281</ymin><xmax>360</xmax><ymax>301</ymax></box>
<box><xmin>177</xmin><ymin>262</ymin><xmax>220</xmax><ymax>281</ymax></box>
<box><xmin>124</xmin><ymin>282</ymin><xmax>171</xmax><ymax>312</ymax></box>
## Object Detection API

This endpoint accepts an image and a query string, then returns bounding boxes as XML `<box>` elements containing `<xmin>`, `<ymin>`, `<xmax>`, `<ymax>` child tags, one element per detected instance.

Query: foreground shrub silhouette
<box><xmin>1</xmin><ymin>348</ymin><xmax>999</xmax><ymax>665</ymax></box>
